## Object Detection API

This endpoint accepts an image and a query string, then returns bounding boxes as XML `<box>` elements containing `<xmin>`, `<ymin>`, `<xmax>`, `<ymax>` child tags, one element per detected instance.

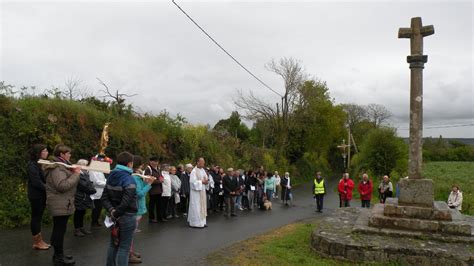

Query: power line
<box><xmin>397</xmin><ymin>123</ymin><xmax>474</xmax><ymax>130</ymax></box>
<box><xmin>171</xmin><ymin>0</ymin><xmax>283</xmax><ymax>98</ymax></box>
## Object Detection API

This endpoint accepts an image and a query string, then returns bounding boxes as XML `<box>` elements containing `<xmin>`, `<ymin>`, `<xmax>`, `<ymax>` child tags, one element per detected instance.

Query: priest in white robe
<box><xmin>187</xmin><ymin>158</ymin><xmax>209</xmax><ymax>228</ymax></box>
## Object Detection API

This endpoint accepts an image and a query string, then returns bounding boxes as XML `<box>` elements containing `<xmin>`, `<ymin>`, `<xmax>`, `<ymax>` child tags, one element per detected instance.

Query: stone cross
<box><xmin>398</xmin><ymin>17</ymin><xmax>434</xmax><ymax>179</ymax></box>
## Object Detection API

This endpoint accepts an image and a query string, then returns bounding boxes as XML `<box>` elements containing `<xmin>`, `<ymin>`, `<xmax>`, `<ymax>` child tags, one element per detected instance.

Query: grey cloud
<box><xmin>1</xmin><ymin>1</ymin><xmax>472</xmax><ymax>137</ymax></box>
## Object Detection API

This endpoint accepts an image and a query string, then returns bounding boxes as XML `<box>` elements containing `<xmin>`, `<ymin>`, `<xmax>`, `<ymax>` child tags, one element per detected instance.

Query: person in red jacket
<box><xmin>358</xmin><ymin>173</ymin><xmax>373</xmax><ymax>208</ymax></box>
<box><xmin>338</xmin><ymin>173</ymin><xmax>355</xmax><ymax>207</ymax></box>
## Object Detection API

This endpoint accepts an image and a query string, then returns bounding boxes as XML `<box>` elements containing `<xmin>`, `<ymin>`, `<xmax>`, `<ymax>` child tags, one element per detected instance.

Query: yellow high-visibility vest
<box><xmin>314</xmin><ymin>179</ymin><xmax>325</xmax><ymax>194</ymax></box>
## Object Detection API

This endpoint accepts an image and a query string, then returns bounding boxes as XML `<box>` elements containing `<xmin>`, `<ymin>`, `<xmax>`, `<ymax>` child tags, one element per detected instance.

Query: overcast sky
<box><xmin>1</xmin><ymin>0</ymin><xmax>473</xmax><ymax>138</ymax></box>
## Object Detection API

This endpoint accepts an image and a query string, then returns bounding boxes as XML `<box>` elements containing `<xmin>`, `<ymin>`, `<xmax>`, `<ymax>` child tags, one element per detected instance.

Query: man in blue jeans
<box><xmin>101</xmin><ymin>152</ymin><xmax>137</xmax><ymax>266</ymax></box>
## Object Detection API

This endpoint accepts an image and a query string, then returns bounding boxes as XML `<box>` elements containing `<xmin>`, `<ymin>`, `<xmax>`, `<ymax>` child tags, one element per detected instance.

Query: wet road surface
<box><xmin>0</xmin><ymin>179</ymin><xmax>341</xmax><ymax>266</ymax></box>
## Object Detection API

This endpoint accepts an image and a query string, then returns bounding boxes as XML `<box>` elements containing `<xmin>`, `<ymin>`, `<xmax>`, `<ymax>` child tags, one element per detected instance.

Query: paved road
<box><xmin>0</xmin><ymin>178</ymin><xmax>341</xmax><ymax>266</ymax></box>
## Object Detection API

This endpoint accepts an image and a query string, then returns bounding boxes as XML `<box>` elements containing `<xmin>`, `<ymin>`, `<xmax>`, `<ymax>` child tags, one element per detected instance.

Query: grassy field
<box><xmin>423</xmin><ymin>161</ymin><xmax>473</xmax><ymax>215</ymax></box>
<box><xmin>345</xmin><ymin>161</ymin><xmax>472</xmax><ymax>215</ymax></box>
<box><xmin>206</xmin><ymin>221</ymin><xmax>352</xmax><ymax>266</ymax></box>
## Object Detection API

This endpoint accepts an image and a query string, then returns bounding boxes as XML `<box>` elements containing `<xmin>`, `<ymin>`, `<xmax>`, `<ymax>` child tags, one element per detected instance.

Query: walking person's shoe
<box><xmin>32</xmin><ymin>233</ymin><xmax>50</xmax><ymax>250</ymax></box>
<box><xmin>80</xmin><ymin>228</ymin><xmax>92</xmax><ymax>235</ymax></box>
<box><xmin>38</xmin><ymin>233</ymin><xmax>51</xmax><ymax>248</ymax></box>
<box><xmin>90</xmin><ymin>222</ymin><xmax>102</xmax><ymax>228</ymax></box>
<box><xmin>129</xmin><ymin>253</ymin><xmax>142</xmax><ymax>264</ymax></box>
<box><xmin>74</xmin><ymin>228</ymin><xmax>85</xmax><ymax>237</ymax></box>
<box><xmin>132</xmin><ymin>251</ymin><xmax>141</xmax><ymax>258</ymax></box>
<box><xmin>148</xmin><ymin>219</ymin><xmax>158</xmax><ymax>223</ymax></box>
<box><xmin>174</xmin><ymin>214</ymin><xmax>180</xmax><ymax>218</ymax></box>
<box><xmin>53</xmin><ymin>254</ymin><xmax>75</xmax><ymax>266</ymax></box>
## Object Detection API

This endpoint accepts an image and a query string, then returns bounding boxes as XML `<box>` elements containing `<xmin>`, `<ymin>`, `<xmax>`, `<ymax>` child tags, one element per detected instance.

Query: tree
<box><xmin>366</xmin><ymin>103</ymin><xmax>392</xmax><ymax>128</ymax></box>
<box><xmin>235</xmin><ymin>57</ymin><xmax>308</xmax><ymax>157</ymax></box>
<box><xmin>357</xmin><ymin>128</ymin><xmax>407</xmax><ymax>177</ymax></box>
<box><xmin>213</xmin><ymin>111</ymin><xmax>250</xmax><ymax>141</ymax></box>
<box><xmin>341</xmin><ymin>103</ymin><xmax>367</xmax><ymax>131</ymax></box>
<box><xmin>63</xmin><ymin>77</ymin><xmax>90</xmax><ymax>100</ymax></box>
<box><xmin>97</xmin><ymin>78</ymin><xmax>137</xmax><ymax>115</ymax></box>
<box><xmin>288</xmin><ymin>79</ymin><xmax>346</xmax><ymax>164</ymax></box>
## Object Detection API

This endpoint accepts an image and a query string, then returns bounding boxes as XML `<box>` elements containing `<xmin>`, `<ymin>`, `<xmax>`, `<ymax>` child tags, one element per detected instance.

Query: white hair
<box><xmin>76</xmin><ymin>159</ymin><xmax>89</xmax><ymax>166</ymax></box>
<box><xmin>185</xmin><ymin>163</ymin><xmax>193</xmax><ymax>169</ymax></box>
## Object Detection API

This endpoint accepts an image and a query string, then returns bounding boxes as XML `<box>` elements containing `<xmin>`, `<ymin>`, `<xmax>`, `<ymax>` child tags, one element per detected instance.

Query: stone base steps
<box><xmin>311</xmin><ymin>208</ymin><xmax>474</xmax><ymax>265</ymax></box>
<box><xmin>369</xmin><ymin>203</ymin><xmax>472</xmax><ymax>236</ymax></box>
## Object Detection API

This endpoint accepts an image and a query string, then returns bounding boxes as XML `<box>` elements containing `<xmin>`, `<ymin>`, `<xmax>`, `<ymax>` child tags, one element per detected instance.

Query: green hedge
<box><xmin>0</xmin><ymin>96</ymin><xmax>307</xmax><ymax>228</ymax></box>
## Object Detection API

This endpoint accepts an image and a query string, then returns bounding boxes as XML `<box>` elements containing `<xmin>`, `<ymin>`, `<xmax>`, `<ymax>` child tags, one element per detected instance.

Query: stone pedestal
<box><xmin>311</xmin><ymin>208</ymin><xmax>474</xmax><ymax>265</ymax></box>
<box><xmin>369</xmin><ymin>203</ymin><xmax>471</xmax><ymax>236</ymax></box>
<box><xmin>366</xmin><ymin>178</ymin><xmax>471</xmax><ymax>236</ymax></box>
<box><xmin>397</xmin><ymin>178</ymin><xmax>434</xmax><ymax>207</ymax></box>
<box><xmin>384</xmin><ymin>198</ymin><xmax>452</xmax><ymax>221</ymax></box>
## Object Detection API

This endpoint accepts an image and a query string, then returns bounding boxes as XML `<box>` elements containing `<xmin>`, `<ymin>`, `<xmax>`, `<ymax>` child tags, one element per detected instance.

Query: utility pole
<box><xmin>347</xmin><ymin>127</ymin><xmax>351</xmax><ymax>172</ymax></box>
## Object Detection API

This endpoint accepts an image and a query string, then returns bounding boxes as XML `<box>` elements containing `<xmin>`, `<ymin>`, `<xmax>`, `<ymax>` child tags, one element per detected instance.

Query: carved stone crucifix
<box><xmin>399</xmin><ymin>17</ymin><xmax>434</xmax><ymax>179</ymax></box>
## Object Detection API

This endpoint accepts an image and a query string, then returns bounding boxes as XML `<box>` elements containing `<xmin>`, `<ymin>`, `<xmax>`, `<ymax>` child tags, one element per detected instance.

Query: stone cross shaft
<box><xmin>398</xmin><ymin>17</ymin><xmax>434</xmax><ymax>179</ymax></box>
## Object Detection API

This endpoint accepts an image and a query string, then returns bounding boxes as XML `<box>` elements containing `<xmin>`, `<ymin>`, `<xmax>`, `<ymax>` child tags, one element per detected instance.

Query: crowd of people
<box><xmin>313</xmin><ymin>172</ymin><xmax>463</xmax><ymax>213</ymax></box>
<box><xmin>26</xmin><ymin>144</ymin><xmax>464</xmax><ymax>265</ymax></box>
<box><xmin>26</xmin><ymin>144</ymin><xmax>294</xmax><ymax>266</ymax></box>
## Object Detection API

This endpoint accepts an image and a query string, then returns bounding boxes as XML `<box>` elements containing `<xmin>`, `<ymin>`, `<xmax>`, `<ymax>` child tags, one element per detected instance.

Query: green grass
<box><xmin>423</xmin><ymin>161</ymin><xmax>473</xmax><ymax>215</ymax></box>
<box><xmin>206</xmin><ymin>221</ymin><xmax>392</xmax><ymax>266</ymax></box>
<box><xmin>207</xmin><ymin>222</ymin><xmax>344</xmax><ymax>265</ymax></box>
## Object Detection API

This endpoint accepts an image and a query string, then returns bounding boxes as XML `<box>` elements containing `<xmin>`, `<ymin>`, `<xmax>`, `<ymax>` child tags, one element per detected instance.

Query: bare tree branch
<box><xmin>366</xmin><ymin>103</ymin><xmax>392</xmax><ymax>128</ymax></box>
<box><xmin>96</xmin><ymin>77</ymin><xmax>137</xmax><ymax>114</ymax></box>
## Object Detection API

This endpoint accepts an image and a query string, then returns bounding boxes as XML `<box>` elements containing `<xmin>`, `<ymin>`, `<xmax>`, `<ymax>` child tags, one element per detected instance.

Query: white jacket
<box><xmin>89</xmin><ymin>171</ymin><xmax>106</xmax><ymax>200</ymax></box>
<box><xmin>448</xmin><ymin>191</ymin><xmax>463</xmax><ymax>211</ymax></box>
<box><xmin>274</xmin><ymin>175</ymin><xmax>281</xmax><ymax>186</ymax></box>
<box><xmin>162</xmin><ymin>172</ymin><xmax>172</xmax><ymax>197</ymax></box>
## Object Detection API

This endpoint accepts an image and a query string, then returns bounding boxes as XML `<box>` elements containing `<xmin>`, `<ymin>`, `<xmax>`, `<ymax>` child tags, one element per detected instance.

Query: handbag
<box><xmin>111</xmin><ymin>223</ymin><xmax>120</xmax><ymax>247</ymax></box>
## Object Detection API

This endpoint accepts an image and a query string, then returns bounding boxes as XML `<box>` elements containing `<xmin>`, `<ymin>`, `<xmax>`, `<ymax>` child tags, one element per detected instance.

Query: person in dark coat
<box><xmin>245</xmin><ymin>170</ymin><xmax>258</xmax><ymax>210</ymax></box>
<box><xmin>144</xmin><ymin>156</ymin><xmax>163</xmax><ymax>223</ymax></box>
<box><xmin>281</xmin><ymin>172</ymin><xmax>292</xmax><ymax>206</ymax></box>
<box><xmin>27</xmin><ymin>144</ymin><xmax>51</xmax><ymax>250</ymax></box>
<box><xmin>73</xmin><ymin>159</ymin><xmax>96</xmax><ymax>237</ymax></box>
<box><xmin>101</xmin><ymin>152</ymin><xmax>138</xmax><ymax>266</ymax></box>
<box><xmin>223</xmin><ymin>168</ymin><xmax>239</xmax><ymax>217</ymax></box>
<box><xmin>211</xmin><ymin>166</ymin><xmax>223</xmax><ymax>212</ymax></box>
<box><xmin>179</xmin><ymin>164</ymin><xmax>192</xmax><ymax>216</ymax></box>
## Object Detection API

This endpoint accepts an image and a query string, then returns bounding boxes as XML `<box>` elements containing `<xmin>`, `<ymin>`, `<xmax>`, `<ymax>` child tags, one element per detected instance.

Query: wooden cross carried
<box><xmin>398</xmin><ymin>17</ymin><xmax>434</xmax><ymax>179</ymax></box>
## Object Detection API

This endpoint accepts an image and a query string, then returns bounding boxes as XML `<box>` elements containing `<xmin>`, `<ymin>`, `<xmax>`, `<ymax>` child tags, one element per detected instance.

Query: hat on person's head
<box><xmin>227</xmin><ymin>168</ymin><xmax>234</xmax><ymax>172</ymax></box>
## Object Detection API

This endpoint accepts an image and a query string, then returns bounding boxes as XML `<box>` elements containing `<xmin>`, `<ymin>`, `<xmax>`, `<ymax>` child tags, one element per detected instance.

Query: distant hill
<box><xmin>403</xmin><ymin>138</ymin><xmax>474</xmax><ymax>146</ymax></box>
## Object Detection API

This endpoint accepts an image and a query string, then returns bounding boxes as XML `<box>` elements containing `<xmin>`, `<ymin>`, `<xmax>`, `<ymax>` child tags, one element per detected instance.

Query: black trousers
<box><xmin>148</xmin><ymin>194</ymin><xmax>162</xmax><ymax>220</ymax></box>
<box><xmin>315</xmin><ymin>194</ymin><xmax>324</xmax><ymax>211</ymax></box>
<box><xmin>211</xmin><ymin>193</ymin><xmax>221</xmax><ymax>211</ymax></box>
<box><xmin>161</xmin><ymin>196</ymin><xmax>170</xmax><ymax>219</ymax></box>
<box><xmin>74</xmin><ymin>209</ymin><xmax>86</xmax><ymax>229</ymax></box>
<box><xmin>91</xmin><ymin>199</ymin><xmax>102</xmax><ymax>225</ymax></box>
<box><xmin>218</xmin><ymin>195</ymin><xmax>224</xmax><ymax>210</ymax></box>
<box><xmin>30</xmin><ymin>196</ymin><xmax>46</xmax><ymax>236</ymax></box>
<box><xmin>51</xmin><ymin>215</ymin><xmax>70</xmax><ymax>256</ymax></box>
<box><xmin>180</xmin><ymin>194</ymin><xmax>190</xmax><ymax>214</ymax></box>
<box><xmin>361</xmin><ymin>200</ymin><xmax>371</xmax><ymax>208</ymax></box>
<box><xmin>242</xmin><ymin>194</ymin><xmax>249</xmax><ymax>209</ymax></box>
<box><xmin>168</xmin><ymin>195</ymin><xmax>178</xmax><ymax>217</ymax></box>
<box><xmin>380</xmin><ymin>191</ymin><xmax>393</xmax><ymax>203</ymax></box>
